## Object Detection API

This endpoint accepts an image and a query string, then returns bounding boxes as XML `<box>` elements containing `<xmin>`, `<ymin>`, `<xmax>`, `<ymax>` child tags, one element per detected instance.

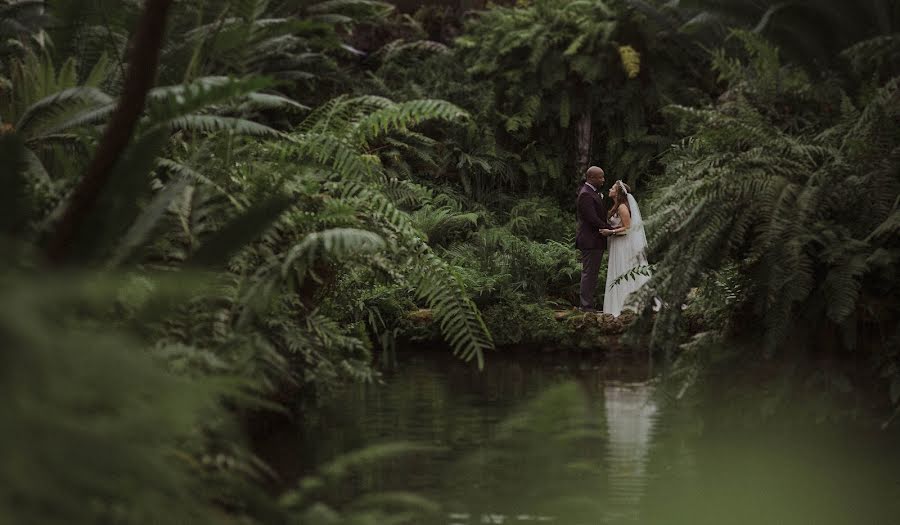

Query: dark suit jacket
<box><xmin>576</xmin><ymin>183</ymin><xmax>610</xmax><ymax>250</ymax></box>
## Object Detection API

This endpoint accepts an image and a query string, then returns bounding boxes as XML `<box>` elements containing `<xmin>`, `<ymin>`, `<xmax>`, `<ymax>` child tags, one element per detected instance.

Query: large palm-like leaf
<box><xmin>1</xmin><ymin>52</ymin><xmax>114</xmax><ymax>180</ymax></box>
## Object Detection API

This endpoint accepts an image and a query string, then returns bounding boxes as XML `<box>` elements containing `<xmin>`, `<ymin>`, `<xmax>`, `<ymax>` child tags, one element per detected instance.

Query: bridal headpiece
<box><xmin>616</xmin><ymin>180</ymin><xmax>631</xmax><ymax>195</ymax></box>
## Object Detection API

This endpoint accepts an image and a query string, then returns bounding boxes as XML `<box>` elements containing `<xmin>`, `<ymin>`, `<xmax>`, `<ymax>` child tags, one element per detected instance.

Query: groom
<box><xmin>576</xmin><ymin>166</ymin><xmax>611</xmax><ymax>312</ymax></box>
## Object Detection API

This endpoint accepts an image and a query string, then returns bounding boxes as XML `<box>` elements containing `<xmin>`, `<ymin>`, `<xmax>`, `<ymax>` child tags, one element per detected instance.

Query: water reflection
<box><xmin>603</xmin><ymin>381</ymin><xmax>658</xmax><ymax>521</ymax></box>
<box><xmin>259</xmin><ymin>352</ymin><xmax>900</xmax><ymax>525</ymax></box>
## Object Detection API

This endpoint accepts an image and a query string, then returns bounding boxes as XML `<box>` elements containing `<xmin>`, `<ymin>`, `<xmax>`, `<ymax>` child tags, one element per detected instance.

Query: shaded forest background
<box><xmin>1</xmin><ymin>0</ymin><xmax>898</xmax><ymax>523</ymax></box>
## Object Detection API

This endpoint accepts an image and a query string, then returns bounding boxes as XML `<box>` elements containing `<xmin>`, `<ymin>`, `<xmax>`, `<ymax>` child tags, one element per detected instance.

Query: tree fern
<box><xmin>643</xmin><ymin>35</ymin><xmax>900</xmax><ymax>357</ymax></box>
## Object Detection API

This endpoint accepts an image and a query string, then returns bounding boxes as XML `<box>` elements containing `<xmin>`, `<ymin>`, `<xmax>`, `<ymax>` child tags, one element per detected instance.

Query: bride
<box><xmin>600</xmin><ymin>181</ymin><xmax>651</xmax><ymax>316</ymax></box>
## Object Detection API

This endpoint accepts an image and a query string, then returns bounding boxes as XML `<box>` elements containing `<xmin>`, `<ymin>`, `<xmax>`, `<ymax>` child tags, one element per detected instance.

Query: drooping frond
<box><xmin>156</xmin><ymin>158</ymin><xmax>243</xmax><ymax>208</ymax></box>
<box><xmin>407</xmin><ymin>243</ymin><xmax>493</xmax><ymax>368</ymax></box>
<box><xmin>15</xmin><ymin>87</ymin><xmax>112</xmax><ymax>137</ymax></box>
<box><xmin>306</xmin><ymin>0</ymin><xmax>394</xmax><ymax>20</ymax></box>
<box><xmin>39</xmin><ymin>103</ymin><xmax>115</xmax><ymax>135</ymax></box>
<box><xmin>352</xmin><ymin>99</ymin><xmax>467</xmax><ymax>145</ymax></box>
<box><xmin>281</xmin><ymin>228</ymin><xmax>386</xmax><ymax>278</ymax></box>
<box><xmin>167</xmin><ymin>115</ymin><xmax>283</xmax><ymax>137</ymax></box>
<box><xmin>410</xmin><ymin>206</ymin><xmax>480</xmax><ymax>246</ymax></box>
<box><xmin>146</xmin><ymin>76</ymin><xmax>274</xmax><ymax>122</ymax></box>
<box><xmin>287</xmin><ymin>131</ymin><xmax>377</xmax><ymax>179</ymax></box>
<box><xmin>237</xmin><ymin>92</ymin><xmax>310</xmax><ymax>113</ymax></box>
<box><xmin>336</xmin><ymin>182</ymin><xmax>493</xmax><ymax>366</ymax></box>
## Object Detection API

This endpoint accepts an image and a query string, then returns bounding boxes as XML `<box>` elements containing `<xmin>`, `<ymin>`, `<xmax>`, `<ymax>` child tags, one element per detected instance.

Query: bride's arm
<box><xmin>611</xmin><ymin>204</ymin><xmax>631</xmax><ymax>235</ymax></box>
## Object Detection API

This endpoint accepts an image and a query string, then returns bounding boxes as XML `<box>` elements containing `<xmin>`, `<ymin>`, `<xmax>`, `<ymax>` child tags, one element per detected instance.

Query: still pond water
<box><xmin>260</xmin><ymin>352</ymin><xmax>900</xmax><ymax>524</ymax></box>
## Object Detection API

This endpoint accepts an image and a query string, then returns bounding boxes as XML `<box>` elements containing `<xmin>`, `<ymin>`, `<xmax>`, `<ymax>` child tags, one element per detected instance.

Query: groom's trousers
<box><xmin>579</xmin><ymin>249</ymin><xmax>604</xmax><ymax>309</ymax></box>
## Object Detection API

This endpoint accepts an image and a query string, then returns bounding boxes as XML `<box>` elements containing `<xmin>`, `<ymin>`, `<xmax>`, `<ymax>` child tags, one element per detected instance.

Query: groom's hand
<box><xmin>600</xmin><ymin>229</ymin><xmax>613</xmax><ymax>237</ymax></box>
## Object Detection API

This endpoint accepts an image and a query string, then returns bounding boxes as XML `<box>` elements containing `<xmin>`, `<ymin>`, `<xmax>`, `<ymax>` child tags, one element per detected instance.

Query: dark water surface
<box><xmin>258</xmin><ymin>351</ymin><xmax>900</xmax><ymax>524</ymax></box>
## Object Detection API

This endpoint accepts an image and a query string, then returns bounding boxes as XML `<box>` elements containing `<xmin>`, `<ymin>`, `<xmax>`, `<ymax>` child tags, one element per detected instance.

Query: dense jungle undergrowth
<box><xmin>1</xmin><ymin>0</ymin><xmax>899</xmax><ymax>523</ymax></box>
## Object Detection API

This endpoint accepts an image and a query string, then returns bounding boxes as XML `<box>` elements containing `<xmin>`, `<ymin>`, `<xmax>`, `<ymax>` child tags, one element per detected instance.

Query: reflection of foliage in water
<box><xmin>446</xmin><ymin>382</ymin><xmax>606</xmax><ymax>520</ymax></box>
<box><xmin>292</xmin><ymin>356</ymin><xmax>900</xmax><ymax>525</ymax></box>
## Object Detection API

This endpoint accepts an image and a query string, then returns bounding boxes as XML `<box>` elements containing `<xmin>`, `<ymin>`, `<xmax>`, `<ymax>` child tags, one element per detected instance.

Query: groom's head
<box><xmin>586</xmin><ymin>166</ymin><xmax>605</xmax><ymax>187</ymax></box>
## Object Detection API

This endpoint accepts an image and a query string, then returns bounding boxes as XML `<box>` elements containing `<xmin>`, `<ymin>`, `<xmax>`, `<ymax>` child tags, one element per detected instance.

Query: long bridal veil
<box><xmin>604</xmin><ymin>186</ymin><xmax>652</xmax><ymax>316</ymax></box>
<box><xmin>625</xmin><ymin>193</ymin><xmax>648</xmax><ymax>263</ymax></box>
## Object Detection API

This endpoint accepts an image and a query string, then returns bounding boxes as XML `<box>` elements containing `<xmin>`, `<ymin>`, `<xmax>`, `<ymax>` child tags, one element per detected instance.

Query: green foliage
<box><xmin>280</xmin><ymin>441</ymin><xmax>443</xmax><ymax>524</ymax></box>
<box><xmin>453</xmin><ymin>0</ymin><xmax>715</xmax><ymax>195</ymax></box>
<box><xmin>481</xmin><ymin>301</ymin><xmax>568</xmax><ymax>347</ymax></box>
<box><xmin>0</xmin><ymin>271</ymin><xmax>231</xmax><ymax>525</ymax></box>
<box><xmin>683</xmin><ymin>0</ymin><xmax>900</xmax><ymax>72</ymax></box>
<box><xmin>641</xmin><ymin>31</ymin><xmax>900</xmax><ymax>409</ymax></box>
<box><xmin>5</xmin><ymin>0</ymin><xmax>900</xmax><ymax>522</ymax></box>
<box><xmin>0</xmin><ymin>2</ymin><xmax>504</xmax><ymax>523</ymax></box>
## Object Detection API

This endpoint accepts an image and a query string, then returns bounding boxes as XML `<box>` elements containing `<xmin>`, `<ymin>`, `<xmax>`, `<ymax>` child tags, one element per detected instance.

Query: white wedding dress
<box><xmin>603</xmin><ymin>193</ymin><xmax>650</xmax><ymax>316</ymax></box>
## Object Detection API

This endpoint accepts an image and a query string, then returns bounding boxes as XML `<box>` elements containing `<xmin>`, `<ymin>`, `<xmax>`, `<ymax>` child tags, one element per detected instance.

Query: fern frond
<box><xmin>610</xmin><ymin>264</ymin><xmax>655</xmax><ymax>288</ymax></box>
<box><xmin>146</xmin><ymin>76</ymin><xmax>273</xmax><ymax>122</ymax></box>
<box><xmin>167</xmin><ymin>115</ymin><xmax>283</xmax><ymax>137</ymax></box>
<box><xmin>381</xmin><ymin>39</ymin><xmax>449</xmax><ymax>62</ymax></box>
<box><xmin>336</xmin><ymin>183</ymin><xmax>493</xmax><ymax>365</ymax></box>
<box><xmin>40</xmin><ymin>103</ymin><xmax>115</xmax><ymax>135</ymax></box>
<box><xmin>281</xmin><ymin>228</ymin><xmax>386</xmax><ymax>278</ymax></box>
<box><xmin>822</xmin><ymin>250</ymin><xmax>868</xmax><ymax>323</ymax></box>
<box><xmin>15</xmin><ymin>87</ymin><xmax>112</xmax><ymax>137</ymax></box>
<box><xmin>407</xmin><ymin>244</ymin><xmax>493</xmax><ymax>368</ymax></box>
<box><xmin>410</xmin><ymin>206</ymin><xmax>480</xmax><ymax>245</ymax></box>
<box><xmin>288</xmin><ymin>132</ymin><xmax>377</xmax><ymax>179</ymax></box>
<box><xmin>156</xmin><ymin>158</ymin><xmax>243</xmax><ymax>209</ymax></box>
<box><xmin>869</xmin><ymin>208</ymin><xmax>900</xmax><ymax>242</ymax></box>
<box><xmin>307</xmin><ymin>0</ymin><xmax>394</xmax><ymax>19</ymax></box>
<box><xmin>316</xmin><ymin>442</ymin><xmax>438</xmax><ymax>483</ymax></box>
<box><xmin>237</xmin><ymin>92</ymin><xmax>310</xmax><ymax>113</ymax></box>
<box><xmin>352</xmin><ymin>99</ymin><xmax>467</xmax><ymax>145</ymax></box>
<box><xmin>504</xmin><ymin>95</ymin><xmax>540</xmax><ymax>134</ymax></box>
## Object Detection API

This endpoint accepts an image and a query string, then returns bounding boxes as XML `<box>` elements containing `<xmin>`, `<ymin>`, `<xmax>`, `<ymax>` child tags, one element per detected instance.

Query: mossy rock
<box><xmin>407</xmin><ymin>308</ymin><xmax>434</xmax><ymax>324</ymax></box>
<box><xmin>405</xmin><ymin>306</ymin><xmax>640</xmax><ymax>351</ymax></box>
<box><xmin>555</xmin><ymin>309</ymin><xmax>636</xmax><ymax>336</ymax></box>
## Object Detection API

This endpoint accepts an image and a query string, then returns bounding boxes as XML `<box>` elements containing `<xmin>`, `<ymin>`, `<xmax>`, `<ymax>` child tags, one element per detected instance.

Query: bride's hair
<box><xmin>608</xmin><ymin>180</ymin><xmax>631</xmax><ymax>218</ymax></box>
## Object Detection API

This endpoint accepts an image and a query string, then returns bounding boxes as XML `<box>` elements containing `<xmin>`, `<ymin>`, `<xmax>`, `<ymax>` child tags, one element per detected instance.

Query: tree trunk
<box><xmin>45</xmin><ymin>0</ymin><xmax>174</xmax><ymax>264</ymax></box>
<box><xmin>575</xmin><ymin>112</ymin><xmax>593</xmax><ymax>175</ymax></box>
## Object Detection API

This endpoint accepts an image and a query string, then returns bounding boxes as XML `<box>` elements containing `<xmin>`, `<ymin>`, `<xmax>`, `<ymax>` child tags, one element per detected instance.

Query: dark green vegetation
<box><xmin>279</xmin><ymin>354</ymin><xmax>900</xmax><ymax>525</ymax></box>
<box><xmin>1</xmin><ymin>0</ymin><xmax>898</xmax><ymax>523</ymax></box>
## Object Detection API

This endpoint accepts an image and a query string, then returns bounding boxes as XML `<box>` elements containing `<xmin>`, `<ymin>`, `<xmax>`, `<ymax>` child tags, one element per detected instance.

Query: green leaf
<box><xmin>107</xmin><ymin>177</ymin><xmax>191</xmax><ymax>267</ymax></box>
<box><xmin>238</xmin><ymin>92</ymin><xmax>310</xmax><ymax>113</ymax></box>
<box><xmin>281</xmin><ymin>228</ymin><xmax>385</xmax><ymax>278</ymax></box>
<box><xmin>15</xmin><ymin>87</ymin><xmax>113</xmax><ymax>137</ymax></box>
<box><xmin>70</xmin><ymin>128</ymin><xmax>170</xmax><ymax>263</ymax></box>
<box><xmin>189</xmin><ymin>195</ymin><xmax>293</xmax><ymax>267</ymax></box>
<box><xmin>146</xmin><ymin>76</ymin><xmax>274</xmax><ymax>123</ymax></box>
<box><xmin>167</xmin><ymin>115</ymin><xmax>283</xmax><ymax>138</ymax></box>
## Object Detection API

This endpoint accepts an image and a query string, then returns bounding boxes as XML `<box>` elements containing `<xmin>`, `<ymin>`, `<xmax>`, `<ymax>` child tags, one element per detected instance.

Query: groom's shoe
<box><xmin>578</xmin><ymin>307</ymin><xmax>599</xmax><ymax>313</ymax></box>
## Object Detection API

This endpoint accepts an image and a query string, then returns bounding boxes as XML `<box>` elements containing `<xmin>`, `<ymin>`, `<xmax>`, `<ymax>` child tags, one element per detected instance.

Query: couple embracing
<box><xmin>576</xmin><ymin>166</ymin><xmax>650</xmax><ymax>316</ymax></box>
